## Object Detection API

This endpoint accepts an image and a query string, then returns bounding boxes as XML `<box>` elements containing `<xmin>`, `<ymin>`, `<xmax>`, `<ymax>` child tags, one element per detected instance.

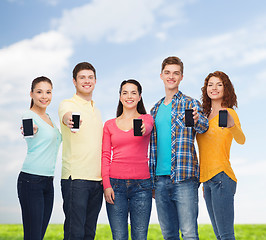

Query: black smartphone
<box><xmin>133</xmin><ymin>119</ymin><xmax>142</xmax><ymax>136</ymax></box>
<box><xmin>22</xmin><ymin>118</ymin><xmax>34</xmax><ymax>138</ymax></box>
<box><xmin>185</xmin><ymin>109</ymin><xmax>194</xmax><ymax>127</ymax></box>
<box><xmin>219</xmin><ymin>110</ymin><xmax>228</xmax><ymax>127</ymax></box>
<box><xmin>71</xmin><ymin>112</ymin><xmax>80</xmax><ymax>132</ymax></box>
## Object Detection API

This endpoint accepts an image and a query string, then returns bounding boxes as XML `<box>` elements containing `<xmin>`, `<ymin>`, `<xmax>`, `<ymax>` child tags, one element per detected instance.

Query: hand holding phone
<box><xmin>219</xmin><ymin>110</ymin><xmax>228</xmax><ymax>127</ymax></box>
<box><xmin>185</xmin><ymin>109</ymin><xmax>194</xmax><ymax>127</ymax></box>
<box><xmin>133</xmin><ymin>119</ymin><xmax>142</xmax><ymax>136</ymax></box>
<box><xmin>22</xmin><ymin>118</ymin><xmax>34</xmax><ymax>138</ymax></box>
<box><xmin>71</xmin><ymin>112</ymin><xmax>80</xmax><ymax>132</ymax></box>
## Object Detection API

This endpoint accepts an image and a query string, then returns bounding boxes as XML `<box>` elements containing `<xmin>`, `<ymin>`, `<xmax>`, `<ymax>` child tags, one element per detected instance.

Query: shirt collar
<box><xmin>173</xmin><ymin>90</ymin><xmax>183</xmax><ymax>100</ymax></box>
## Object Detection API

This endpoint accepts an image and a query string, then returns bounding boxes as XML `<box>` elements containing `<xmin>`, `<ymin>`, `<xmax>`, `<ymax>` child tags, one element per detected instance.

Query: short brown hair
<box><xmin>161</xmin><ymin>56</ymin><xmax>184</xmax><ymax>74</ymax></box>
<box><xmin>201</xmin><ymin>71</ymin><xmax>237</xmax><ymax>116</ymax></box>
<box><xmin>73</xmin><ymin>62</ymin><xmax>96</xmax><ymax>80</ymax></box>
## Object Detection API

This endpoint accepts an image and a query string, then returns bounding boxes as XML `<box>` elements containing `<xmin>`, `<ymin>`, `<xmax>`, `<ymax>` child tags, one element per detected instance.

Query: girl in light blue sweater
<box><xmin>17</xmin><ymin>76</ymin><xmax>61</xmax><ymax>240</ymax></box>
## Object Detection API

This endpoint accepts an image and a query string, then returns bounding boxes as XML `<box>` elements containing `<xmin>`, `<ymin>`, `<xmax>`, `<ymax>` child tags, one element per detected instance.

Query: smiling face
<box><xmin>160</xmin><ymin>64</ymin><xmax>183</xmax><ymax>92</ymax></box>
<box><xmin>73</xmin><ymin>69</ymin><xmax>96</xmax><ymax>99</ymax></box>
<box><xmin>30</xmin><ymin>81</ymin><xmax>52</xmax><ymax>109</ymax></box>
<box><xmin>207</xmin><ymin>76</ymin><xmax>224</xmax><ymax>101</ymax></box>
<box><xmin>119</xmin><ymin>83</ymin><xmax>141</xmax><ymax>110</ymax></box>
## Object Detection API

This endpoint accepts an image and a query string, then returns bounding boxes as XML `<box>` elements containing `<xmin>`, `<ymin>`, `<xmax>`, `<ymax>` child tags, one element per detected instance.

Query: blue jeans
<box><xmin>17</xmin><ymin>171</ymin><xmax>54</xmax><ymax>240</ymax></box>
<box><xmin>155</xmin><ymin>176</ymin><xmax>199</xmax><ymax>240</ymax></box>
<box><xmin>203</xmin><ymin>172</ymin><xmax>237</xmax><ymax>240</ymax></box>
<box><xmin>106</xmin><ymin>178</ymin><xmax>152</xmax><ymax>240</ymax></box>
<box><xmin>61</xmin><ymin>177</ymin><xmax>103</xmax><ymax>240</ymax></box>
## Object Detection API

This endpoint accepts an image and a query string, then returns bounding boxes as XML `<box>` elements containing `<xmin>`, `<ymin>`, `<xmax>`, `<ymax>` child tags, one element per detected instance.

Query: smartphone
<box><xmin>185</xmin><ymin>109</ymin><xmax>194</xmax><ymax>127</ymax></box>
<box><xmin>22</xmin><ymin>118</ymin><xmax>34</xmax><ymax>138</ymax></box>
<box><xmin>71</xmin><ymin>112</ymin><xmax>80</xmax><ymax>132</ymax></box>
<box><xmin>133</xmin><ymin>119</ymin><xmax>142</xmax><ymax>136</ymax></box>
<box><xmin>219</xmin><ymin>110</ymin><xmax>228</xmax><ymax>127</ymax></box>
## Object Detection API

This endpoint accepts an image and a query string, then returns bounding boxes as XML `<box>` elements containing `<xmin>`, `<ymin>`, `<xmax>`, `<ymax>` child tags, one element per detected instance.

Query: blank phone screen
<box><xmin>133</xmin><ymin>119</ymin><xmax>142</xmax><ymax>136</ymax></box>
<box><xmin>22</xmin><ymin>119</ymin><xmax>34</xmax><ymax>136</ymax></box>
<box><xmin>185</xmin><ymin>109</ymin><xmax>194</xmax><ymax>127</ymax></box>
<box><xmin>72</xmin><ymin>114</ymin><xmax>80</xmax><ymax>129</ymax></box>
<box><xmin>219</xmin><ymin>110</ymin><xmax>228</xmax><ymax>127</ymax></box>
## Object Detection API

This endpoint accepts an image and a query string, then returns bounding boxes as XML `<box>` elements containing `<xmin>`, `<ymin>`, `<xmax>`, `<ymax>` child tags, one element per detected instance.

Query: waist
<box><xmin>19</xmin><ymin>171</ymin><xmax>54</xmax><ymax>179</ymax></box>
<box><xmin>110</xmin><ymin>161</ymin><xmax>150</xmax><ymax>179</ymax></box>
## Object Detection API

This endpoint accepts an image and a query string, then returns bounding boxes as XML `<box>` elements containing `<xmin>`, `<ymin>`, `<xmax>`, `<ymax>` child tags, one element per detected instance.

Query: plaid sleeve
<box><xmin>193</xmin><ymin>99</ymin><xmax>209</xmax><ymax>134</ymax></box>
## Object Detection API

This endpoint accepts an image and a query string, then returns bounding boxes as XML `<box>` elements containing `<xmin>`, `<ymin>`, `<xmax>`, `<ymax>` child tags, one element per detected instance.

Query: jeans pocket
<box><xmin>137</xmin><ymin>179</ymin><xmax>152</xmax><ymax>191</ymax></box>
<box><xmin>19</xmin><ymin>172</ymin><xmax>44</xmax><ymax>184</ymax></box>
<box><xmin>209</xmin><ymin>172</ymin><xmax>224</xmax><ymax>184</ymax></box>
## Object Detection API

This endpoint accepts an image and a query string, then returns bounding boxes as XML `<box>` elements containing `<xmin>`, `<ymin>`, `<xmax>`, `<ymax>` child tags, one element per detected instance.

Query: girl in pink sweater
<box><xmin>102</xmin><ymin>79</ymin><xmax>154</xmax><ymax>240</ymax></box>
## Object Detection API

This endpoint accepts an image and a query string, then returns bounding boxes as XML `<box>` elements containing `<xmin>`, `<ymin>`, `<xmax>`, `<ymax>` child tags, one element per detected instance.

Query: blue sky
<box><xmin>1</xmin><ymin>0</ymin><xmax>266</xmax><ymax>224</ymax></box>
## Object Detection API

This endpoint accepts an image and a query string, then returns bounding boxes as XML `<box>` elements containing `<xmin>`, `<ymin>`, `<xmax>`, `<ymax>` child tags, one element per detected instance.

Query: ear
<box><xmin>30</xmin><ymin>91</ymin><xmax>33</xmax><ymax>98</ymax></box>
<box><xmin>160</xmin><ymin>73</ymin><xmax>163</xmax><ymax>81</ymax></box>
<box><xmin>73</xmin><ymin>78</ymin><xmax>77</xmax><ymax>87</ymax></box>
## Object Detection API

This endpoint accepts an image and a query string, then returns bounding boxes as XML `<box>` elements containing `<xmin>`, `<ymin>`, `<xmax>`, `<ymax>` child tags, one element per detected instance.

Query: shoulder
<box><xmin>227</xmin><ymin>108</ymin><xmax>239</xmax><ymax>119</ymax></box>
<box><xmin>141</xmin><ymin>114</ymin><xmax>154</xmax><ymax>122</ymax></box>
<box><xmin>104</xmin><ymin>118</ymin><xmax>116</xmax><ymax>127</ymax></box>
<box><xmin>182</xmin><ymin>94</ymin><xmax>199</xmax><ymax>103</ymax></box>
<box><xmin>59</xmin><ymin>97</ymin><xmax>75</xmax><ymax>106</ymax></box>
<box><xmin>179</xmin><ymin>93</ymin><xmax>201</xmax><ymax>107</ymax></box>
<box><xmin>93</xmin><ymin>104</ymin><xmax>102</xmax><ymax>115</ymax></box>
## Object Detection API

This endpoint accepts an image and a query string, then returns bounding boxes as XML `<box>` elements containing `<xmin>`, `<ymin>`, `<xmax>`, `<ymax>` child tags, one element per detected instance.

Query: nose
<box><xmin>41</xmin><ymin>92</ymin><xmax>48</xmax><ymax>98</ymax></box>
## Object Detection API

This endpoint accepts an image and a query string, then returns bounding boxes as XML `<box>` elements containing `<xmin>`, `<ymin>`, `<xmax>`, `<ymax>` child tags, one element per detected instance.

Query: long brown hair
<box><xmin>116</xmin><ymin>79</ymin><xmax>147</xmax><ymax>117</ymax></box>
<box><xmin>30</xmin><ymin>76</ymin><xmax>53</xmax><ymax>108</ymax></box>
<box><xmin>201</xmin><ymin>71</ymin><xmax>237</xmax><ymax>116</ymax></box>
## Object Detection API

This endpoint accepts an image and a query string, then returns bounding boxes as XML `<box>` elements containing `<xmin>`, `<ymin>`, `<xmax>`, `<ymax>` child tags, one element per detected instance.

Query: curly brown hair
<box><xmin>201</xmin><ymin>71</ymin><xmax>237</xmax><ymax>116</ymax></box>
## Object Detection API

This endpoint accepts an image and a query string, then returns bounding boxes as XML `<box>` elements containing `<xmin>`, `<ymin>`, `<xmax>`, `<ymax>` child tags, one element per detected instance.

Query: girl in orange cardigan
<box><xmin>197</xmin><ymin>71</ymin><xmax>245</xmax><ymax>240</ymax></box>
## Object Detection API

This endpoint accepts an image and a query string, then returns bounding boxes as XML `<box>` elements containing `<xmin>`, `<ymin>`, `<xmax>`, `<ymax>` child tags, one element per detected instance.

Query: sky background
<box><xmin>0</xmin><ymin>0</ymin><xmax>266</xmax><ymax>224</ymax></box>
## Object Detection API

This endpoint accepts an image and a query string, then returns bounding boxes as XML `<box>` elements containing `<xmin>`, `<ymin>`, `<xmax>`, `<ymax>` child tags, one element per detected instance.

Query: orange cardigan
<box><xmin>196</xmin><ymin>108</ymin><xmax>245</xmax><ymax>183</ymax></box>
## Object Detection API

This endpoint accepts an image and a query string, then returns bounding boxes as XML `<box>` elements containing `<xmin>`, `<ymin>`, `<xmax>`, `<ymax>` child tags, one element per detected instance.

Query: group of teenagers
<box><xmin>17</xmin><ymin>56</ymin><xmax>246</xmax><ymax>240</ymax></box>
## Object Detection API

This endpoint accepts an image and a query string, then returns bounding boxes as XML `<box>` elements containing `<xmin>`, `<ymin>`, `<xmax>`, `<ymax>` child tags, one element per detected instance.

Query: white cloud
<box><xmin>0</xmin><ymin>31</ymin><xmax>73</xmax><ymax>106</ymax></box>
<box><xmin>53</xmin><ymin>0</ymin><xmax>192</xmax><ymax>43</ymax></box>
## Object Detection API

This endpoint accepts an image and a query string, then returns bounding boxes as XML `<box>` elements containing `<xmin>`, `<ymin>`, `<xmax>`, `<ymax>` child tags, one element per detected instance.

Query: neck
<box><xmin>119</xmin><ymin>108</ymin><xmax>140</xmax><ymax>119</ymax></box>
<box><xmin>211</xmin><ymin>99</ymin><xmax>223</xmax><ymax>112</ymax></box>
<box><xmin>164</xmin><ymin>88</ymin><xmax>178</xmax><ymax>105</ymax></box>
<box><xmin>30</xmin><ymin>105</ymin><xmax>47</xmax><ymax>116</ymax></box>
<box><xmin>76</xmin><ymin>92</ymin><xmax>92</xmax><ymax>102</ymax></box>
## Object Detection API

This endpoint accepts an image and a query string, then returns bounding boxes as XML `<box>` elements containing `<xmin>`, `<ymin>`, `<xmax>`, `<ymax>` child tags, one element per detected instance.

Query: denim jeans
<box><xmin>106</xmin><ymin>178</ymin><xmax>152</xmax><ymax>240</ymax></box>
<box><xmin>61</xmin><ymin>177</ymin><xmax>103</xmax><ymax>240</ymax></box>
<box><xmin>203</xmin><ymin>172</ymin><xmax>237</xmax><ymax>240</ymax></box>
<box><xmin>155</xmin><ymin>176</ymin><xmax>199</xmax><ymax>240</ymax></box>
<box><xmin>17</xmin><ymin>171</ymin><xmax>54</xmax><ymax>240</ymax></box>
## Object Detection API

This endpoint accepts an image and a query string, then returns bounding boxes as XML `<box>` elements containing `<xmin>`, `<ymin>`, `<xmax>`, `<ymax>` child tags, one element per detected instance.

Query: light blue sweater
<box><xmin>21</xmin><ymin>110</ymin><xmax>61</xmax><ymax>176</ymax></box>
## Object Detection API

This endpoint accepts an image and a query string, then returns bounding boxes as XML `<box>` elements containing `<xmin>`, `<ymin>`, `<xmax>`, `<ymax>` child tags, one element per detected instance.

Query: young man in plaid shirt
<box><xmin>150</xmin><ymin>56</ymin><xmax>209</xmax><ymax>240</ymax></box>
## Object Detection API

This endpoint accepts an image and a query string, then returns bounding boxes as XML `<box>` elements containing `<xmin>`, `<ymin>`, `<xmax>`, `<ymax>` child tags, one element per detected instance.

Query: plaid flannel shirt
<box><xmin>149</xmin><ymin>91</ymin><xmax>209</xmax><ymax>187</ymax></box>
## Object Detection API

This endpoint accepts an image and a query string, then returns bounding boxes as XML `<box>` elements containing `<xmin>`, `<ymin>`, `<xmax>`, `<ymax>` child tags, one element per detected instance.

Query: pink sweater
<box><xmin>101</xmin><ymin>114</ymin><xmax>154</xmax><ymax>189</ymax></box>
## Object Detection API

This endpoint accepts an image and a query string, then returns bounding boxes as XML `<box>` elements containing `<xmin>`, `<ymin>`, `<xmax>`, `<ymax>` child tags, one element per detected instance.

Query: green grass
<box><xmin>0</xmin><ymin>224</ymin><xmax>266</xmax><ymax>239</ymax></box>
